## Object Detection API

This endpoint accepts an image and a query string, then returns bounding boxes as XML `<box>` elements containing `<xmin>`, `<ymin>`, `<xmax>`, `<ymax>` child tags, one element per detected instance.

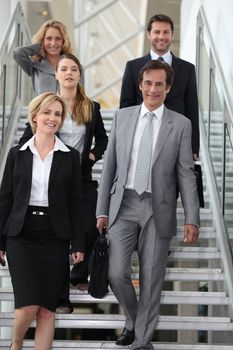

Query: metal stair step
<box><xmin>1</xmin><ymin>340</ymin><xmax>233</xmax><ymax>350</ymax></box>
<box><xmin>0</xmin><ymin>288</ymin><xmax>228</xmax><ymax>305</ymax></box>
<box><xmin>0</xmin><ymin>313</ymin><xmax>232</xmax><ymax>331</ymax></box>
<box><xmin>0</xmin><ymin>266</ymin><xmax>224</xmax><ymax>281</ymax></box>
<box><xmin>168</xmin><ymin>246</ymin><xmax>220</xmax><ymax>259</ymax></box>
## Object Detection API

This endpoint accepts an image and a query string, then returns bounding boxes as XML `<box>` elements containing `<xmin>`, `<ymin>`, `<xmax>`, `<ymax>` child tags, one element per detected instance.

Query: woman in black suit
<box><xmin>19</xmin><ymin>53</ymin><xmax>108</xmax><ymax>312</ymax></box>
<box><xmin>0</xmin><ymin>92</ymin><xmax>84</xmax><ymax>350</ymax></box>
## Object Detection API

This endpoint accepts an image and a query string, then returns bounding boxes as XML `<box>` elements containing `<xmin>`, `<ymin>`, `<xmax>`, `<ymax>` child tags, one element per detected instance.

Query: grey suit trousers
<box><xmin>108</xmin><ymin>190</ymin><xmax>171</xmax><ymax>350</ymax></box>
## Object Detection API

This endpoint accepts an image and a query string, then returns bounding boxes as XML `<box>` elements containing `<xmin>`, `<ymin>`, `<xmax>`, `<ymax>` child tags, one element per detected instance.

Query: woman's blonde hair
<box><xmin>28</xmin><ymin>92</ymin><xmax>67</xmax><ymax>133</ymax></box>
<box><xmin>57</xmin><ymin>53</ymin><xmax>93</xmax><ymax>124</ymax></box>
<box><xmin>32</xmin><ymin>20</ymin><xmax>73</xmax><ymax>54</ymax></box>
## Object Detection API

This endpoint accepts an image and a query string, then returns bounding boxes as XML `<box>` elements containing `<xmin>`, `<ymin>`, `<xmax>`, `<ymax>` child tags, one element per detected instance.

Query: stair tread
<box><xmin>0</xmin><ymin>288</ymin><xmax>228</xmax><ymax>305</ymax></box>
<box><xmin>1</xmin><ymin>340</ymin><xmax>233</xmax><ymax>349</ymax></box>
<box><xmin>1</xmin><ymin>313</ymin><xmax>232</xmax><ymax>331</ymax></box>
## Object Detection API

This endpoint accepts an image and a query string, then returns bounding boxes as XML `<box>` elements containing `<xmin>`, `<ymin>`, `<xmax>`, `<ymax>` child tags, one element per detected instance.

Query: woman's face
<box><xmin>43</xmin><ymin>27</ymin><xmax>64</xmax><ymax>57</ymax></box>
<box><xmin>33</xmin><ymin>100</ymin><xmax>63</xmax><ymax>135</ymax></box>
<box><xmin>56</xmin><ymin>58</ymin><xmax>81</xmax><ymax>89</ymax></box>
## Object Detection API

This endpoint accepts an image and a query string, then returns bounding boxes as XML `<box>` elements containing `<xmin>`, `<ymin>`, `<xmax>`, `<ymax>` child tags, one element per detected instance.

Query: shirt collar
<box><xmin>140</xmin><ymin>103</ymin><xmax>164</xmax><ymax>120</ymax></box>
<box><xmin>150</xmin><ymin>50</ymin><xmax>172</xmax><ymax>65</ymax></box>
<box><xmin>19</xmin><ymin>135</ymin><xmax>70</xmax><ymax>153</ymax></box>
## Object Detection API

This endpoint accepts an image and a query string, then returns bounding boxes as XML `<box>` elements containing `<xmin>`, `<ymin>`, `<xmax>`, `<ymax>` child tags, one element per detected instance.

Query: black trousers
<box><xmin>58</xmin><ymin>180</ymin><xmax>98</xmax><ymax>305</ymax></box>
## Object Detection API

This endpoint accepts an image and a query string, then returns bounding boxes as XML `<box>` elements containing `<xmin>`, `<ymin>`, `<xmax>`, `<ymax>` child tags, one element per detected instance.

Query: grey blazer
<box><xmin>13</xmin><ymin>44</ymin><xmax>84</xmax><ymax>96</ymax></box>
<box><xmin>96</xmin><ymin>105</ymin><xmax>200</xmax><ymax>238</ymax></box>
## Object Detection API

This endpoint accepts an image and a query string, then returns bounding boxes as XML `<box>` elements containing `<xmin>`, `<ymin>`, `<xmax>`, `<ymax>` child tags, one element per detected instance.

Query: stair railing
<box><xmin>0</xmin><ymin>1</ymin><xmax>31</xmax><ymax>179</ymax></box>
<box><xmin>196</xmin><ymin>6</ymin><xmax>233</xmax><ymax>316</ymax></box>
<box><xmin>0</xmin><ymin>2</ymin><xmax>31</xmax><ymax>340</ymax></box>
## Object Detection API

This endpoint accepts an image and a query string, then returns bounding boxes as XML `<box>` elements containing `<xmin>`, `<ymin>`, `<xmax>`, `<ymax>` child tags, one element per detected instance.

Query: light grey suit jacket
<box><xmin>96</xmin><ymin>105</ymin><xmax>200</xmax><ymax>238</ymax></box>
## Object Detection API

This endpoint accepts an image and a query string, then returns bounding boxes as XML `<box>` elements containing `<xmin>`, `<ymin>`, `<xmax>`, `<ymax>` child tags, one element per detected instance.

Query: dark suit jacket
<box><xmin>19</xmin><ymin>101</ymin><xmax>108</xmax><ymax>182</ymax></box>
<box><xmin>0</xmin><ymin>145</ymin><xmax>84</xmax><ymax>252</ymax></box>
<box><xmin>119</xmin><ymin>53</ymin><xmax>199</xmax><ymax>155</ymax></box>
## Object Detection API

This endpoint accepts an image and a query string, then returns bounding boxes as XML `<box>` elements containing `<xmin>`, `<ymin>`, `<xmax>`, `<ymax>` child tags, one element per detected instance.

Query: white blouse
<box><xmin>59</xmin><ymin>112</ymin><xmax>86</xmax><ymax>159</ymax></box>
<box><xmin>19</xmin><ymin>135</ymin><xmax>70</xmax><ymax>207</ymax></box>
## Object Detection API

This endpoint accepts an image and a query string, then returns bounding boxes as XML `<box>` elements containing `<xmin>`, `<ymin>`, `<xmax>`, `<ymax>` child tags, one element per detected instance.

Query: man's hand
<box><xmin>96</xmin><ymin>217</ymin><xmax>109</xmax><ymax>234</ymax></box>
<box><xmin>184</xmin><ymin>224</ymin><xmax>199</xmax><ymax>244</ymax></box>
<box><xmin>193</xmin><ymin>153</ymin><xmax>198</xmax><ymax>161</ymax></box>
<box><xmin>72</xmin><ymin>252</ymin><xmax>84</xmax><ymax>264</ymax></box>
<box><xmin>0</xmin><ymin>250</ymin><xmax>6</xmax><ymax>267</ymax></box>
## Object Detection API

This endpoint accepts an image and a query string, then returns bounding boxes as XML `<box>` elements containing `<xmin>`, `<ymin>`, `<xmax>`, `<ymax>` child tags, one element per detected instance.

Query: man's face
<box><xmin>139</xmin><ymin>69</ymin><xmax>170</xmax><ymax>111</ymax></box>
<box><xmin>147</xmin><ymin>21</ymin><xmax>173</xmax><ymax>55</ymax></box>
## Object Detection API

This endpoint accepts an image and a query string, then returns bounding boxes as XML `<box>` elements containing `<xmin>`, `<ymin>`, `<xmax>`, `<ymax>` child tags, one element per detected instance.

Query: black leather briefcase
<box><xmin>194</xmin><ymin>164</ymin><xmax>205</xmax><ymax>208</ymax></box>
<box><xmin>88</xmin><ymin>229</ymin><xmax>109</xmax><ymax>298</ymax></box>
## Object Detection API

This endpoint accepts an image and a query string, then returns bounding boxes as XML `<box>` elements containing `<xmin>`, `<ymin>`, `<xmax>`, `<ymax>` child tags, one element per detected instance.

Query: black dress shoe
<box><xmin>116</xmin><ymin>327</ymin><xmax>135</xmax><ymax>345</ymax></box>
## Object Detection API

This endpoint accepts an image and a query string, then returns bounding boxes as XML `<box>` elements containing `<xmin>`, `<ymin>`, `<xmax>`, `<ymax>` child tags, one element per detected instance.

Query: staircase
<box><xmin>1</xmin><ymin>109</ymin><xmax>233</xmax><ymax>349</ymax></box>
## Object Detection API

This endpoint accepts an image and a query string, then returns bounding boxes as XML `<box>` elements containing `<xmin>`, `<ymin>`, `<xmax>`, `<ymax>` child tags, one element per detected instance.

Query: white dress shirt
<box><xmin>150</xmin><ymin>49</ymin><xmax>172</xmax><ymax>66</ymax></box>
<box><xmin>125</xmin><ymin>103</ymin><xmax>164</xmax><ymax>191</ymax></box>
<box><xmin>59</xmin><ymin>112</ymin><xmax>86</xmax><ymax>160</ymax></box>
<box><xmin>20</xmin><ymin>135</ymin><xmax>70</xmax><ymax>207</ymax></box>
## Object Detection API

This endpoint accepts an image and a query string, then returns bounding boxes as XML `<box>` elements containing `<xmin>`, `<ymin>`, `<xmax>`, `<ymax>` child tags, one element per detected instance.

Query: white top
<box><xmin>125</xmin><ymin>103</ymin><xmax>164</xmax><ymax>191</ymax></box>
<box><xmin>150</xmin><ymin>49</ymin><xmax>172</xmax><ymax>66</ymax></box>
<box><xmin>20</xmin><ymin>135</ymin><xmax>70</xmax><ymax>207</ymax></box>
<box><xmin>59</xmin><ymin>112</ymin><xmax>86</xmax><ymax>159</ymax></box>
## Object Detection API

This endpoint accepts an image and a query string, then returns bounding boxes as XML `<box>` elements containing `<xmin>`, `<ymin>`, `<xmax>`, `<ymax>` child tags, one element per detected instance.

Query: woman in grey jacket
<box><xmin>13</xmin><ymin>20</ymin><xmax>73</xmax><ymax>95</ymax></box>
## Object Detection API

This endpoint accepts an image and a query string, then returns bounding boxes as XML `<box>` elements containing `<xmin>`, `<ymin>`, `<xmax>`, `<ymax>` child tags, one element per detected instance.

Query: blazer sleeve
<box><xmin>119</xmin><ymin>61</ymin><xmax>138</xmax><ymax>108</ymax></box>
<box><xmin>90</xmin><ymin>102</ymin><xmax>108</xmax><ymax>162</ymax></box>
<box><xmin>184</xmin><ymin>65</ymin><xmax>200</xmax><ymax>155</ymax></box>
<box><xmin>18</xmin><ymin>123</ymin><xmax>34</xmax><ymax>146</ymax></box>
<box><xmin>96</xmin><ymin>111</ymin><xmax>117</xmax><ymax>217</ymax></box>
<box><xmin>176</xmin><ymin>120</ymin><xmax>200</xmax><ymax>226</ymax></box>
<box><xmin>0</xmin><ymin>149</ymin><xmax>15</xmax><ymax>250</ymax></box>
<box><xmin>13</xmin><ymin>43</ymin><xmax>42</xmax><ymax>77</ymax></box>
<box><xmin>69</xmin><ymin>149</ymin><xmax>85</xmax><ymax>253</ymax></box>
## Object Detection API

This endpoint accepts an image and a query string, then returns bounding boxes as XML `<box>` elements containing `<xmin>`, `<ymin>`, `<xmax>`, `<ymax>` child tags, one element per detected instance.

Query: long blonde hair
<box><xmin>57</xmin><ymin>54</ymin><xmax>93</xmax><ymax>124</ymax></box>
<box><xmin>28</xmin><ymin>92</ymin><xmax>67</xmax><ymax>133</ymax></box>
<box><xmin>32</xmin><ymin>20</ymin><xmax>73</xmax><ymax>55</ymax></box>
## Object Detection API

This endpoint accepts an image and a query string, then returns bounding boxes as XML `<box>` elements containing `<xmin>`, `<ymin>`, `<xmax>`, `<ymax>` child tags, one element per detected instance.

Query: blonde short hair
<box><xmin>28</xmin><ymin>92</ymin><xmax>67</xmax><ymax>134</ymax></box>
<box><xmin>32</xmin><ymin>20</ymin><xmax>73</xmax><ymax>54</ymax></box>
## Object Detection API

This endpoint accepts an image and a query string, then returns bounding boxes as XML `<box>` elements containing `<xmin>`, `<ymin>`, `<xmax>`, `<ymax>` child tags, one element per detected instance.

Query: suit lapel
<box><xmin>125</xmin><ymin>106</ymin><xmax>141</xmax><ymax>169</ymax></box>
<box><xmin>49</xmin><ymin>151</ymin><xmax>64</xmax><ymax>184</ymax></box>
<box><xmin>152</xmin><ymin>107</ymin><xmax>173</xmax><ymax>164</ymax></box>
<box><xmin>22</xmin><ymin>149</ymin><xmax>33</xmax><ymax>187</ymax></box>
<box><xmin>82</xmin><ymin>121</ymin><xmax>91</xmax><ymax>163</ymax></box>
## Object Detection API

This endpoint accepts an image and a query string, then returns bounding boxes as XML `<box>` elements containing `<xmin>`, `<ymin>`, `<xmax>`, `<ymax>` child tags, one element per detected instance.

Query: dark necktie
<box><xmin>157</xmin><ymin>56</ymin><xmax>164</xmax><ymax>62</ymax></box>
<box><xmin>134</xmin><ymin>112</ymin><xmax>155</xmax><ymax>195</ymax></box>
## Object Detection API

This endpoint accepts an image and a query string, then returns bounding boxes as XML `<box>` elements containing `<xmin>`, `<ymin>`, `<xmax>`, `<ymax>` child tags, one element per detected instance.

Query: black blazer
<box><xmin>0</xmin><ymin>145</ymin><xmax>84</xmax><ymax>252</ymax></box>
<box><xmin>119</xmin><ymin>53</ymin><xmax>199</xmax><ymax>155</ymax></box>
<box><xmin>19</xmin><ymin>101</ymin><xmax>108</xmax><ymax>182</ymax></box>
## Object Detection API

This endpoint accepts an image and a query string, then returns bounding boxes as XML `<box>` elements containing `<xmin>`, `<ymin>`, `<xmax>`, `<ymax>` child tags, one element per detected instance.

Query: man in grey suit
<box><xmin>96</xmin><ymin>60</ymin><xmax>200</xmax><ymax>350</ymax></box>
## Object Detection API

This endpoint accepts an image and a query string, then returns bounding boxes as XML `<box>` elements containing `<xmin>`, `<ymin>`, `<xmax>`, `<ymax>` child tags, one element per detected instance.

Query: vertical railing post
<box><xmin>221</xmin><ymin>122</ymin><xmax>227</xmax><ymax>216</ymax></box>
<box><xmin>1</xmin><ymin>64</ymin><xmax>6</xmax><ymax>146</ymax></box>
<box><xmin>207</xmin><ymin>67</ymin><xmax>212</xmax><ymax>148</ymax></box>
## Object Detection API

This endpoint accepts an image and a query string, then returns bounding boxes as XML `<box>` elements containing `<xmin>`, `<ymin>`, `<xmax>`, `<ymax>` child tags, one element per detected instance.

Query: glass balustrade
<box><xmin>0</xmin><ymin>2</ymin><xmax>31</xmax><ymax>159</ymax></box>
<box><xmin>197</xmin><ymin>11</ymin><xmax>233</xmax><ymax>242</ymax></box>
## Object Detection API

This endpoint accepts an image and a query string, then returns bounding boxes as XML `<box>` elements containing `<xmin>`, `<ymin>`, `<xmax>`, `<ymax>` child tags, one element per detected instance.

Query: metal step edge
<box><xmin>168</xmin><ymin>251</ymin><xmax>220</xmax><ymax>259</ymax></box>
<box><xmin>0</xmin><ymin>268</ymin><xmax>224</xmax><ymax>281</ymax></box>
<box><xmin>1</xmin><ymin>340</ymin><xmax>233</xmax><ymax>350</ymax></box>
<box><xmin>0</xmin><ymin>314</ymin><xmax>232</xmax><ymax>331</ymax></box>
<box><xmin>0</xmin><ymin>289</ymin><xmax>228</xmax><ymax>305</ymax></box>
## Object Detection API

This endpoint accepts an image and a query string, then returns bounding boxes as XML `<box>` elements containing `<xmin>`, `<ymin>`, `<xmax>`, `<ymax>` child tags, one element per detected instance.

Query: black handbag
<box><xmin>88</xmin><ymin>229</ymin><xmax>109</xmax><ymax>298</ymax></box>
<box><xmin>194</xmin><ymin>164</ymin><xmax>205</xmax><ymax>208</ymax></box>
